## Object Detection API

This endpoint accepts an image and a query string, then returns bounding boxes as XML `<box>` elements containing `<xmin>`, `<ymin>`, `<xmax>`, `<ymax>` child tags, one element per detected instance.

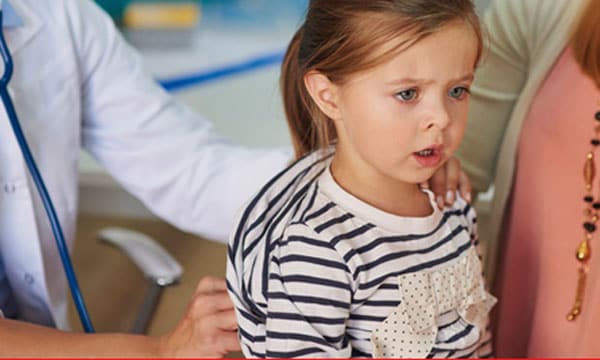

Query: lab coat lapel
<box><xmin>1</xmin><ymin>1</ymin><xmax>42</xmax><ymax>56</ymax></box>
<box><xmin>0</xmin><ymin>2</ymin><xmax>53</xmax><ymax>327</ymax></box>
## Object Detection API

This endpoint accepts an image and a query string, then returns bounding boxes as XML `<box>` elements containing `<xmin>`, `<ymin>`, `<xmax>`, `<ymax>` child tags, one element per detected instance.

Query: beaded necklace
<box><xmin>567</xmin><ymin>106</ymin><xmax>600</xmax><ymax>321</ymax></box>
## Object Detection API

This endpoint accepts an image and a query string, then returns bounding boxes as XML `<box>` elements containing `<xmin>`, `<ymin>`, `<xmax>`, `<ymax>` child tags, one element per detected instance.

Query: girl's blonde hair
<box><xmin>572</xmin><ymin>0</ymin><xmax>600</xmax><ymax>89</ymax></box>
<box><xmin>281</xmin><ymin>0</ymin><xmax>482</xmax><ymax>159</ymax></box>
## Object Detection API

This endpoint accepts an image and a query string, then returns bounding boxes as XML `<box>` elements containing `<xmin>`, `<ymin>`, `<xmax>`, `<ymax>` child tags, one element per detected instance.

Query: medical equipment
<box><xmin>0</xmin><ymin>8</ymin><xmax>95</xmax><ymax>332</ymax></box>
<box><xmin>0</xmin><ymin>8</ymin><xmax>182</xmax><ymax>334</ymax></box>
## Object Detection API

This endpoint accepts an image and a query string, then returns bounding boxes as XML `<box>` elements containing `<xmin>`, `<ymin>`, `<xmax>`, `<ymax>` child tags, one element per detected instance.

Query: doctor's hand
<box><xmin>421</xmin><ymin>156</ymin><xmax>472</xmax><ymax>209</ymax></box>
<box><xmin>158</xmin><ymin>276</ymin><xmax>240</xmax><ymax>358</ymax></box>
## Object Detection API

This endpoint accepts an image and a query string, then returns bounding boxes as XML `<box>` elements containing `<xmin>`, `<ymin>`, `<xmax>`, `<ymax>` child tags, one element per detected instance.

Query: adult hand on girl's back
<box><xmin>421</xmin><ymin>156</ymin><xmax>472</xmax><ymax>209</ymax></box>
<box><xmin>158</xmin><ymin>276</ymin><xmax>240</xmax><ymax>358</ymax></box>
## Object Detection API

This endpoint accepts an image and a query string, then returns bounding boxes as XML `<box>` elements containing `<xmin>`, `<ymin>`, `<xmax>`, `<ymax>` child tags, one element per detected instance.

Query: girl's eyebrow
<box><xmin>385</xmin><ymin>77</ymin><xmax>431</xmax><ymax>86</ymax></box>
<box><xmin>385</xmin><ymin>73</ymin><xmax>474</xmax><ymax>86</ymax></box>
<box><xmin>453</xmin><ymin>73</ymin><xmax>475</xmax><ymax>83</ymax></box>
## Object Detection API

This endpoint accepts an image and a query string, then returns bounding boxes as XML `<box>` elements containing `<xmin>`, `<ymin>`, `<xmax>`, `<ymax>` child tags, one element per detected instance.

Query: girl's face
<box><xmin>324</xmin><ymin>21</ymin><xmax>478</xmax><ymax>197</ymax></box>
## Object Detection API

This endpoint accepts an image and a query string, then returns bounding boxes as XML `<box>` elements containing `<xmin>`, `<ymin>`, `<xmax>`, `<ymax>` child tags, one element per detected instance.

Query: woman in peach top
<box><xmin>454</xmin><ymin>0</ymin><xmax>600</xmax><ymax>357</ymax></box>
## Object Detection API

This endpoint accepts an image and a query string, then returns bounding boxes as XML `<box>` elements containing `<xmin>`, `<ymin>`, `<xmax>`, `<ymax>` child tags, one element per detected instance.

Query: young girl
<box><xmin>227</xmin><ymin>0</ymin><xmax>496</xmax><ymax>357</ymax></box>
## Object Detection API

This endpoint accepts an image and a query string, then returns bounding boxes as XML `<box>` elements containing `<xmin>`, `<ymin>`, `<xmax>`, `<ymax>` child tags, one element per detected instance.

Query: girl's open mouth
<box><xmin>413</xmin><ymin>146</ymin><xmax>443</xmax><ymax>167</ymax></box>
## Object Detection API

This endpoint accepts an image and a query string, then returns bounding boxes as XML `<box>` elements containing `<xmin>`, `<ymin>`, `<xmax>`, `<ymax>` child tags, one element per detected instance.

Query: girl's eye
<box><xmin>396</xmin><ymin>89</ymin><xmax>418</xmax><ymax>101</ymax></box>
<box><xmin>449</xmin><ymin>86</ymin><xmax>470</xmax><ymax>100</ymax></box>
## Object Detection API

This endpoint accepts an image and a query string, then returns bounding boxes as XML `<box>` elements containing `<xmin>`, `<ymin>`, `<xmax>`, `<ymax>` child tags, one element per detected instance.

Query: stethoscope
<box><xmin>0</xmin><ymin>9</ymin><xmax>95</xmax><ymax>332</ymax></box>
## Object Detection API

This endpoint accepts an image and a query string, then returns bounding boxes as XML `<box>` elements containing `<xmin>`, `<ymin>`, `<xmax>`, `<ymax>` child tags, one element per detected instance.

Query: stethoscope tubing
<box><xmin>0</xmin><ymin>11</ymin><xmax>94</xmax><ymax>333</ymax></box>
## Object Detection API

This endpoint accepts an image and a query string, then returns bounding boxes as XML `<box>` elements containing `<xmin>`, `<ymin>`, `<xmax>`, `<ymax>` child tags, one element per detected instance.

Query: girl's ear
<box><xmin>303</xmin><ymin>71</ymin><xmax>342</xmax><ymax>121</ymax></box>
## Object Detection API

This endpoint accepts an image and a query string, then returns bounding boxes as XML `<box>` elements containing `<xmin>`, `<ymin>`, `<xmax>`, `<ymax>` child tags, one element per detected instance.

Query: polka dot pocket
<box><xmin>370</xmin><ymin>248</ymin><xmax>497</xmax><ymax>358</ymax></box>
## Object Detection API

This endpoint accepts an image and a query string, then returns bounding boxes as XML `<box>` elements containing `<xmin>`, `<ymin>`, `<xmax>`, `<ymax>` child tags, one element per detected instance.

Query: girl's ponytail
<box><xmin>280</xmin><ymin>27</ymin><xmax>334</xmax><ymax>159</ymax></box>
<box><xmin>281</xmin><ymin>27</ymin><xmax>313</xmax><ymax>159</ymax></box>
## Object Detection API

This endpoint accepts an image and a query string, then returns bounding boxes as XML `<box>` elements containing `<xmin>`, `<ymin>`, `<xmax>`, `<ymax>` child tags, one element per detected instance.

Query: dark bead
<box><xmin>584</xmin><ymin>222</ymin><xmax>597</xmax><ymax>233</ymax></box>
<box><xmin>596</xmin><ymin>111</ymin><xmax>600</xmax><ymax>121</ymax></box>
<box><xmin>594</xmin><ymin>203</ymin><xmax>600</xmax><ymax>210</ymax></box>
<box><xmin>593</xmin><ymin>139</ymin><xmax>600</xmax><ymax>146</ymax></box>
<box><xmin>585</xmin><ymin>196</ymin><xmax>594</xmax><ymax>203</ymax></box>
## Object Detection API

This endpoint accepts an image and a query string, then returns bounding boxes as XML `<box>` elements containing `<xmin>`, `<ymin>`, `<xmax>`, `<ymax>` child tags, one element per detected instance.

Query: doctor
<box><xmin>0</xmin><ymin>0</ymin><xmax>290</xmax><ymax>356</ymax></box>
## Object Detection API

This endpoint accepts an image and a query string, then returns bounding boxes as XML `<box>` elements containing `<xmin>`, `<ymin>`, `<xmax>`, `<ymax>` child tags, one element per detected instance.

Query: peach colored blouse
<box><xmin>495</xmin><ymin>47</ymin><xmax>600</xmax><ymax>357</ymax></box>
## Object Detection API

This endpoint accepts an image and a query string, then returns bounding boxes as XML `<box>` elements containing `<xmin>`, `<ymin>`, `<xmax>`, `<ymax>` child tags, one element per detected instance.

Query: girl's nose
<box><xmin>423</xmin><ymin>105</ymin><xmax>451</xmax><ymax>131</ymax></box>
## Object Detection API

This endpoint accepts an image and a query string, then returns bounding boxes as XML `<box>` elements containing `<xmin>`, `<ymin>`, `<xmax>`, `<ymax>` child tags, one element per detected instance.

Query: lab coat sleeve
<box><xmin>454</xmin><ymin>0</ymin><xmax>533</xmax><ymax>193</ymax></box>
<box><xmin>65</xmin><ymin>0</ymin><xmax>291</xmax><ymax>243</ymax></box>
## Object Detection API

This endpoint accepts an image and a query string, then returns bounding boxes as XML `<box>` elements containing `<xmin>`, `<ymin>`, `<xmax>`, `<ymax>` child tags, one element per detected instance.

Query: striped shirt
<box><xmin>227</xmin><ymin>149</ymin><xmax>495</xmax><ymax>358</ymax></box>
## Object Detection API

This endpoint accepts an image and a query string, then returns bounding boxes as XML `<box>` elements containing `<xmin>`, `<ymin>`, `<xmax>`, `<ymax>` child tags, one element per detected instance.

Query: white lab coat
<box><xmin>0</xmin><ymin>0</ymin><xmax>290</xmax><ymax>329</ymax></box>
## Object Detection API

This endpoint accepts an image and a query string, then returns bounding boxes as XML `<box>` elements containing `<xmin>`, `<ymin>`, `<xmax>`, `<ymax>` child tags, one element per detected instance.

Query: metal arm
<box><xmin>98</xmin><ymin>227</ymin><xmax>183</xmax><ymax>334</ymax></box>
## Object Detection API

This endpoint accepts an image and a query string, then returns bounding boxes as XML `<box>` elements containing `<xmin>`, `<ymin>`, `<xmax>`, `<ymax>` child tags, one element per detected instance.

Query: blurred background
<box><xmin>71</xmin><ymin>0</ymin><xmax>493</xmax><ymax>341</ymax></box>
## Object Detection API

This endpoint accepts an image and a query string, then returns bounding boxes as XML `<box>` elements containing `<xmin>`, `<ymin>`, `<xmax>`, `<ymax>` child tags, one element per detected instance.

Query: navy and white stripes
<box><xmin>227</xmin><ymin>149</ymin><xmax>493</xmax><ymax>358</ymax></box>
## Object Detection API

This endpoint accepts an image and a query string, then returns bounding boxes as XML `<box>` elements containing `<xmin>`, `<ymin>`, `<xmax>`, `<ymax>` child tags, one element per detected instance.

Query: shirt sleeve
<box><xmin>454</xmin><ymin>194</ymin><xmax>488</xmax><ymax>279</ymax></box>
<box><xmin>66</xmin><ymin>0</ymin><xmax>291</xmax><ymax>243</ymax></box>
<box><xmin>464</xmin><ymin>201</ymin><xmax>482</xmax><ymax>258</ymax></box>
<box><xmin>454</xmin><ymin>0</ymin><xmax>532</xmax><ymax>193</ymax></box>
<box><xmin>263</xmin><ymin>223</ymin><xmax>353</xmax><ymax>358</ymax></box>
